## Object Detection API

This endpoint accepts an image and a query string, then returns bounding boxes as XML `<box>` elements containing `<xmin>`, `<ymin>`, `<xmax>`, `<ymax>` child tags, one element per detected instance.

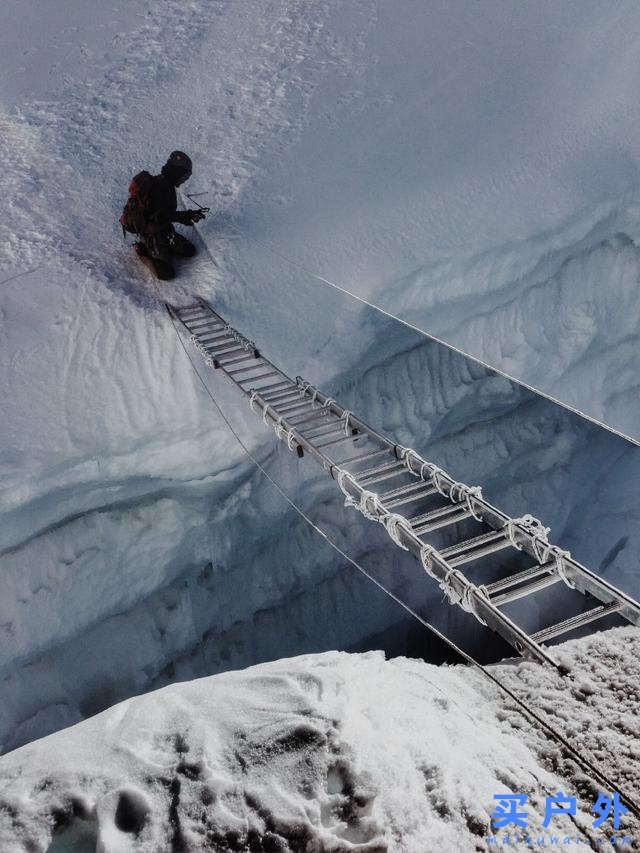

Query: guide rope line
<box><xmin>184</xmin><ymin>193</ymin><xmax>639</xmax><ymax>449</ymax></box>
<box><xmin>165</xmin><ymin>302</ymin><xmax>640</xmax><ymax>822</ymax></box>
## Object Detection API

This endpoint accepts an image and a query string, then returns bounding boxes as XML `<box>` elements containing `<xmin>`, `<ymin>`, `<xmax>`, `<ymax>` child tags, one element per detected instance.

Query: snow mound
<box><xmin>1</xmin><ymin>628</ymin><xmax>639</xmax><ymax>851</ymax></box>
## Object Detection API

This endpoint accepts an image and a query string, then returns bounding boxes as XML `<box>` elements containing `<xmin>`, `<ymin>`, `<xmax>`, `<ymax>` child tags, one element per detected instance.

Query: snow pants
<box><xmin>140</xmin><ymin>227</ymin><xmax>196</xmax><ymax>262</ymax></box>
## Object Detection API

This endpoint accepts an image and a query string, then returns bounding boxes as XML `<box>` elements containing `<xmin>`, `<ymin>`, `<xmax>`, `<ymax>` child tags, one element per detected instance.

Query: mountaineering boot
<box><xmin>168</xmin><ymin>230</ymin><xmax>196</xmax><ymax>257</ymax></box>
<box><xmin>134</xmin><ymin>242</ymin><xmax>175</xmax><ymax>280</ymax></box>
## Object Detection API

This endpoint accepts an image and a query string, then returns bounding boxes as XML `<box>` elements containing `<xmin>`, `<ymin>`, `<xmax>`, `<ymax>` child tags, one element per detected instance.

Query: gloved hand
<box><xmin>187</xmin><ymin>209</ymin><xmax>206</xmax><ymax>224</ymax></box>
<box><xmin>175</xmin><ymin>209</ymin><xmax>206</xmax><ymax>225</ymax></box>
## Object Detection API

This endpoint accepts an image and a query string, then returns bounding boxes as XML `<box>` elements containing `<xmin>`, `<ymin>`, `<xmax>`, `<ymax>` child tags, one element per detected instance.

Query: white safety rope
<box><xmin>249</xmin><ymin>392</ymin><xmax>298</xmax><ymax>453</ymax></box>
<box><xmin>336</xmin><ymin>467</ymin><xmax>411</xmax><ymax>549</ymax></box>
<box><xmin>384</xmin><ymin>513</ymin><xmax>412</xmax><ymax>550</ymax></box>
<box><xmin>398</xmin><ymin>446</ymin><xmax>574</xmax><ymax>591</ymax></box>
<box><xmin>398</xmin><ymin>445</ymin><xmax>449</xmax><ymax>496</ymax></box>
<box><xmin>449</xmin><ymin>481</ymin><xmax>484</xmax><ymax>521</ymax></box>
<box><xmin>222</xmin><ymin>321</ymin><xmax>256</xmax><ymax>353</ymax></box>
<box><xmin>505</xmin><ymin>515</ymin><xmax>575</xmax><ymax>589</ymax></box>
<box><xmin>398</xmin><ymin>446</ymin><xmax>483</xmax><ymax>518</ymax></box>
<box><xmin>297</xmin><ymin>379</ymin><xmax>314</xmax><ymax>402</ymax></box>
<box><xmin>190</xmin><ymin>334</ymin><xmax>214</xmax><ymax>368</ymax></box>
<box><xmin>249</xmin><ymin>389</ymin><xmax>260</xmax><ymax>413</ymax></box>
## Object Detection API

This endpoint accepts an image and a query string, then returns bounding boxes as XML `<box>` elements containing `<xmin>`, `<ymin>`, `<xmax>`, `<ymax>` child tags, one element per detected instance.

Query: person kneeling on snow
<box><xmin>120</xmin><ymin>150</ymin><xmax>206</xmax><ymax>280</ymax></box>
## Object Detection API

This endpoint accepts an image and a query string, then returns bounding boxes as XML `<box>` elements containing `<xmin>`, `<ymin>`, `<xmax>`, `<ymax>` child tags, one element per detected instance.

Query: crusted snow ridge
<box><xmin>383</xmin><ymin>199</ymin><xmax>640</xmax><ymax>441</ymax></box>
<box><xmin>1</xmin><ymin>629</ymin><xmax>639</xmax><ymax>851</ymax></box>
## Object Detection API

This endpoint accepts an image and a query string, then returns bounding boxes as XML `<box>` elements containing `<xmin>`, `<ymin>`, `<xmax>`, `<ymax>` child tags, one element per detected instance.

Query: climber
<box><xmin>120</xmin><ymin>150</ymin><xmax>206</xmax><ymax>280</ymax></box>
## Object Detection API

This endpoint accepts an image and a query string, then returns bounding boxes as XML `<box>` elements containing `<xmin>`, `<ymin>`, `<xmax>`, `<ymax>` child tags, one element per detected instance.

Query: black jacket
<box><xmin>144</xmin><ymin>174</ymin><xmax>193</xmax><ymax>233</ymax></box>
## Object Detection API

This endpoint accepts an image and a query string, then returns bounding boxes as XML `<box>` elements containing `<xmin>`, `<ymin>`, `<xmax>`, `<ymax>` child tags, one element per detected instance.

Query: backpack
<box><xmin>119</xmin><ymin>171</ymin><xmax>156</xmax><ymax>236</ymax></box>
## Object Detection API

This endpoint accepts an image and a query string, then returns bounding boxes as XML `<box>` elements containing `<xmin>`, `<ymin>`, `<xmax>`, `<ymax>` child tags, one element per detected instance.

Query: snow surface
<box><xmin>2</xmin><ymin>0</ymin><xmax>640</xmax><ymax>760</ymax></box>
<box><xmin>1</xmin><ymin>627</ymin><xmax>639</xmax><ymax>851</ymax></box>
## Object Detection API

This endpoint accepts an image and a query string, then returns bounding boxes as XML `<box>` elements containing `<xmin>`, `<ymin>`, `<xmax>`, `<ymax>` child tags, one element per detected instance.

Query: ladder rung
<box><xmin>199</xmin><ymin>332</ymin><xmax>235</xmax><ymax>345</ymax></box>
<box><xmin>178</xmin><ymin>305</ymin><xmax>205</xmax><ymax>315</ymax></box>
<box><xmin>338</xmin><ymin>448</ymin><xmax>391</xmax><ymax>467</ymax></box>
<box><xmin>383</xmin><ymin>484</ymin><xmax>438</xmax><ymax>509</ymax></box>
<box><xmin>184</xmin><ymin>310</ymin><xmax>219</xmax><ymax>321</ymax></box>
<box><xmin>219</xmin><ymin>351</ymin><xmax>257</xmax><ymax>367</ymax></box>
<box><xmin>196</xmin><ymin>323</ymin><xmax>230</xmax><ymax>335</ymax></box>
<box><xmin>275</xmin><ymin>399</ymin><xmax>320</xmax><ymax>417</ymax></box>
<box><xmin>287</xmin><ymin>407</ymin><xmax>328</xmax><ymax>424</ymax></box>
<box><xmin>306</xmin><ymin>426</ymin><xmax>348</xmax><ymax>445</ymax></box>
<box><xmin>241</xmin><ymin>377</ymin><xmax>288</xmax><ymax>391</ymax></box>
<box><xmin>179</xmin><ymin>308</ymin><xmax>210</xmax><ymax>319</ymax></box>
<box><xmin>408</xmin><ymin>503</ymin><xmax>459</xmax><ymax>526</ymax></box>
<box><xmin>315</xmin><ymin>433</ymin><xmax>361</xmax><ymax>450</ymax></box>
<box><xmin>187</xmin><ymin>320</ymin><xmax>225</xmax><ymax>331</ymax></box>
<box><xmin>277</xmin><ymin>399</ymin><xmax>315</xmax><ymax>415</ymax></box>
<box><xmin>379</xmin><ymin>479</ymin><xmax>427</xmax><ymax>502</ymax></box>
<box><xmin>356</xmin><ymin>460</ymin><xmax>405</xmax><ymax>484</ymax></box>
<box><xmin>235</xmin><ymin>369</ymin><xmax>280</xmax><ymax>382</ymax></box>
<box><xmin>358</xmin><ymin>465</ymin><xmax>405</xmax><ymax>488</ymax></box>
<box><xmin>484</xmin><ymin>562</ymin><xmax>556</xmax><ymax>596</ymax></box>
<box><xmin>440</xmin><ymin>529</ymin><xmax>504</xmax><ymax>556</ymax></box>
<box><xmin>303</xmin><ymin>420</ymin><xmax>347</xmax><ymax>439</ymax></box>
<box><xmin>261</xmin><ymin>388</ymin><xmax>299</xmax><ymax>403</ymax></box>
<box><xmin>492</xmin><ymin>573</ymin><xmax>561</xmax><ymax>606</ymax></box>
<box><xmin>531</xmin><ymin>602</ymin><xmax>624</xmax><ymax>644</ymax></box>
<box><xmin>287</xmin><ymin>413</ymin><xmax>332</xmax><ymax>431</ymax></box>
<box><xmin>212</xmin><ymin>343</ymin><xmax>250</xmax><ymax>359</ymax></box>
<box><xmin>413</xmin><ymin>507</ymin><xmax>473</xmax><ymax>536</ymax></box>
<box><xmin>210</xmin><ymin>344</ymin><xmax>246</xmax><ymax>358</ymax></box>
<box><xmin>181</xmin><ymin>313</ymin><xmax>210</xmax><ymax>324</ymax></box>
<box><xmin>441</xmin><ymin>531</ymin><xmax>510</xmax><ymax>566</ymax></box>
<box><xmin>226</xmin><ymin>361</ymin><xmax>268</xmax><ymax>377</ymax></box>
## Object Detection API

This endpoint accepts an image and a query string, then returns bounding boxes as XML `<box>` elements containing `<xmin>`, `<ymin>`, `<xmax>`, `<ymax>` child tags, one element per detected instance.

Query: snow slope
<box><xmin>2</xmin><ymin>0</ymin><xmax>640</xmax><ymax>754</ymax></box>
<box><xmin>231</xmin><ymin>0</ymin><xmax>640</xmax><ymax>440</ymax></box>
<box><xmin>1</xmin><ymin>627</ymin><xmax>638</xmax><ymax>851</ymax></box>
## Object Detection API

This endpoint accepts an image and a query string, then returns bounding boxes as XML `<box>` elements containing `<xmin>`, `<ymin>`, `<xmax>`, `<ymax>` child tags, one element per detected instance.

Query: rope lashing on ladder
<box><xmin>297</xmin><ymin>379</ymin><xmax>314</xmax><ymax>402</ymax></box>
<box><xmin>249</xmin><ymin>391</ymin><xmax>298</xmax><ymax>453</ymax></box>
<box><xmin>273</xmin><ymin>415</ymin><xmax>297</xmax><ymax>451</ymax></box>
<box><xmin>398</xmin><ymin>445</ymin><xmax>575</xmax><ymax>591</ymax></box>
<box><xmin>337</xmin><ymin>451</ymin><xmax>491</xmax><ymax>627</ymax></box>
<box><xmin>341</xmin><ymin>410</ymin><xmax>353</xmax><ymax>436</ymax></box>
<box><xmin>419</xmin><ymin>543</ymin><xmax>488</xmax><ymax>626</ymax></box>
<box><xmin>505</xmin><ymin>515</ymin><xmax>575</xmax><ymax>589</ymax></box>
<box><xmin>398</xmin><ymin>446</ymin><xmax>452</xmax><ymax>496</ymax></box>
<box><xmin>398</xmin><ymin>446</ymin><xmax>484</xmax><ymax>520</ymax></box>
<box><xmin>449</xmin><ymin>481</ymin><xmax>484</xmax><ymax>521</ymax></box>
<box><xmin>190</xmin><ymin>334</ymin><xmax>214</xmax><ymax>367</ymax></box>
<box><xmin>223</xmin><ymin>322</ymin><xmax>256</xmax><ymax>354</ymax></box>
<box><xmin>336</xmin><ymin>468</ymin><xmax>413</xmax><ymax>551</ymax></box>
<box><xmin>438</xmin><ymin>568</ymin><xmax>489</xmax><ymax>626</ymax></box>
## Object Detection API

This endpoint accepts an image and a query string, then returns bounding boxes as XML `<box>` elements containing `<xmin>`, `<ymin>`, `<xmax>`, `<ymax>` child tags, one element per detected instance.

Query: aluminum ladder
<box><xmin>170</xmin><ymin>298</ymin><xmax>640</xmax><ymax>669</ymax></box>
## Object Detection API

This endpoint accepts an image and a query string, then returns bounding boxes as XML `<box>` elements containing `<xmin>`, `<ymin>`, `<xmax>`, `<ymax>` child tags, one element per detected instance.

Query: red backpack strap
<box><xmin>120</xmin><ymin>171</ymin><xmax>157</xmax><ymax>235</ymax></box>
